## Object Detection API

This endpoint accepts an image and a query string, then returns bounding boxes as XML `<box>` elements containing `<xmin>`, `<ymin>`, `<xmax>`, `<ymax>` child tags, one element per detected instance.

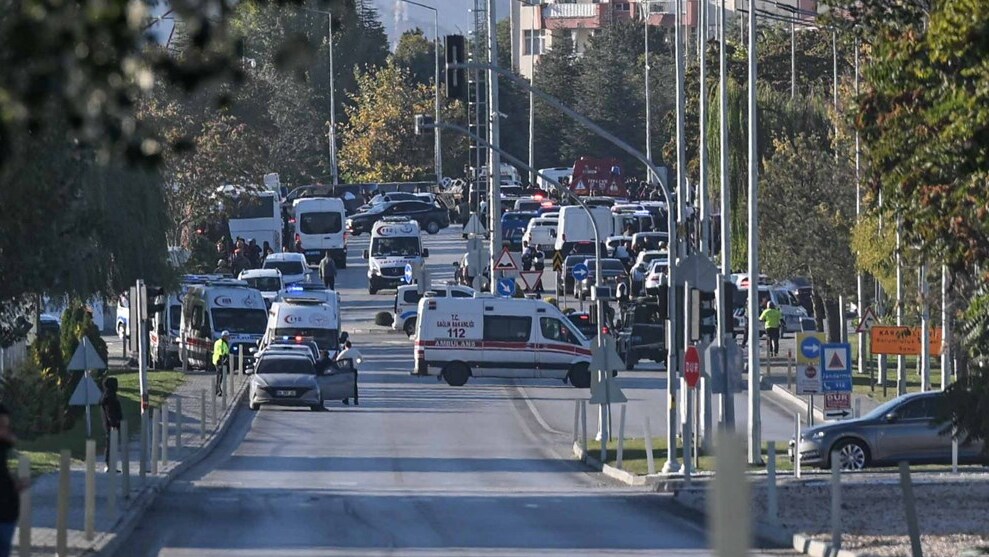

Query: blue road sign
<box><xmin>800</xmin><ymin>335</ymin><xmax>823</xmax><ymax>361</ymax></box>
<box><xmin>404</xmin><ymin>263</ymin><xmax>414</xmax><ymax>284</ymax></box>
<box><xmin>497</xmin><ymin>278</ymin><xmax>516</xmax><ymax>298</ymax></box>
<box><xmin>572</xmin><ymin>262</ymin><xmax>589</xmax><ymax>281</ymax></box>
<box><xmin>821</xmin><ymin>342</ymin><xmax>852</xmax><ymax>392</ymax></box>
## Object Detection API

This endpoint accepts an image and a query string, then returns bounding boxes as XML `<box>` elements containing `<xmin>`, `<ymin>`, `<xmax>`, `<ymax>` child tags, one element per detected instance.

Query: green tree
<box><xmin>532</xmin><ymin>32</ymin><xmax>581</xmax><ymax>169</ymax></box>
<box><xmin>759</xmin><ymin>133</ymin><xmax>856</xmax><ymax>338</ymax></box>
<box><xmin>393</xmin><ymin>28</ymin><xmax>437</xmax><ymax>87</ymax></box>
<box><xmin>339</xmin><ymin>62</ymin><xmax>465</xmax><ymax>182</ymax></box>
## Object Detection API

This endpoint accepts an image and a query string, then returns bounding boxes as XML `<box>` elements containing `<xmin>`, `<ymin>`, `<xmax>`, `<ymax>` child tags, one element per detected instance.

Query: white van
<box><xmin>238</xmin><ymin>269</ymin><xmax>283</xmax><ymax>307</ymax></box>
<box><xmin>521</xmin><ymin>216</ymin><xmax>558</xmax><ymax>250</ymax></box>
<box><xmin>179</xmin><ymin>279</ymin><xmax>269</xmax><ymax>369</ymax></box>
<box><xmin>537</xmin><ymin>166</ymin><xmax>573</xmax><ymax>192</ymax></box>
<box><xmin>393</xmin><ymin>283</ymin><xmax>475</xmax><ymax>337</ymax></box>
<box><xmin>293</xmin><ymin>197</ymin><xmax>347</xmax><ymax>268</ymax></box>
<box><xmin>363</xmin><ymin>217</ymin><xmax>429</xmax><ymax>295</ymax></box>
<box><xmin>554</xmin><ymin>205</ymin><xmax>615</xmax><ymax>254</ymax></box>
<box><xmin>413</xmin><ymin>295</ymin><xmax>593</xmax><ymax>388</ymax></box>
<box><xmin>262</xmin><ymin>295</ymin><xmax>342</xmax><ymax>356</ymax></box>
<box><xmin>262</xmin><ymin>252</ymin><xmax>310</xmax><ymax>285</ymax></box>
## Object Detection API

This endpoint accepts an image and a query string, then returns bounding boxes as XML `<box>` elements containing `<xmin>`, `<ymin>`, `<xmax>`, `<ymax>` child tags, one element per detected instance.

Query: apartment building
<box><xmin>511</xmin><ymin>0</ymin><xmax>818</xmax><ymax>79</ymax></box>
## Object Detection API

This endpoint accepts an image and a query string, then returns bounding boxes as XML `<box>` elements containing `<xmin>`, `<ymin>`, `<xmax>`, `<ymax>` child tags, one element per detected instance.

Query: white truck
<box><xmin>363</xmin><ymin>217</ymin><xmax>429</xmax><ymax>295</ymax></box>
<box><xmin>293</xmin><ymin>197</ymin><xmax>348</xmax><ymax>268</ymax></box>
<box><xmin>553</xmin><ymin>205</ymin><xmax>615</xmax><ymax>255</ymax></box>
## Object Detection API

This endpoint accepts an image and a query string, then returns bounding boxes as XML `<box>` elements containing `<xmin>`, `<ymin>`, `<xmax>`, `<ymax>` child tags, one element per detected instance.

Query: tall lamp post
<box><xmin>303</xmin><ymin>8</ymin><xmax>339</xmax><ymax>185</ymax></box>
<box><xmin>397</xmin><ymin>0</ymin><xmax>443</xmax><ymax>183</ymax></box>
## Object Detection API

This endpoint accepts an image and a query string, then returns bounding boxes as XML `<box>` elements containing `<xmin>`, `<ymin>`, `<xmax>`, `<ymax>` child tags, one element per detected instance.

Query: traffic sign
<box><xmin>67</xmin><ymin>337</ymin><xmax>107</xmax><ymax>372</ymax></box>
<box><xmin>404</xmin><ymin>263</ymin><xmax>414</xmax><ymax>284</ymax></box>
<box><xmin>572</xmin><ymin>262</ymin><xmax>589</xmax><ymax>282</ymax></box>
<box><xmin>519</xmin><ymin>270</ymin><xmax>542</xmax><ymax>291</ymax></box>
<box><xmin>552</xmin><ymin>251</ymin><xmax>564</xmax><ymax>272</ymax></box>
<box><xmin>496</xmin><ymin>278</ymin><xmax>516</xmax><ymax>298</ymax></box>
<box><xmin>463</xmin><ymin>213</ymin><xmax>486</xmax><ymax>237</ymax></box>
<box><xmin>706</xmin><ymin>340</ymin><xmax>742</xmax><ymax>394</ymax></box>
<box><xmin>68</xmin><ymin>375</ymin><xmax>102</xmax><ymax>405</ymax></box>
<box><xmin>797</xmin><ymin>332</ymin><xmax>826</xmax><ymax>364</ymax></box>
<box><xmin>684</xmin><ymin>345</ymin><xmax>700</xmax><ymax>388</ymax></box>
<box><xmin>824</xmin><ymin>392</ymin><xmax>852</xmax><ymax>420</ymax></box>
<box><xmin>795</xmin><ymin>364</ymin><xmax>822</xmax><ymax>395</ymax></box>
<box><xmin>870</xmin><ymin>326</ymin><xmax>943</xmax><ymax>356</ymax></box>
<box><xmin>494</xmin><ymin>247</ymin><xmax>518</xmax><ymax>271</ymax></box>
<box><xmin>821</xmin><ymin>343</ymin><xmax>852</xmax><ymax>393</ymax></box>
<box><xmin>855</xmin><ymin>306</ymin><xmax>878</xmax><ymax>334</ymax></box>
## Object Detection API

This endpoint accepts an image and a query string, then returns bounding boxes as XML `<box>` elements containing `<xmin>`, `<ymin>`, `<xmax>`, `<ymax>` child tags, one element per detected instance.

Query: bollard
<box><xmin>181</xmin><ymin>332</ymin><xmax>188</xmax><ymax>372</ymax></box>
<box><xmin>898</xmin><ymin>462</ymin><xmax>924</xmax><ymax>557</ymax></box>
<box><xmin>222</xmin><ymin>362</ymin><xmax>229</xmax><ymax>410</ymax></box>
<box><xmin>161</xmin><ymin>400</ymin><xmax>169</xmax><ymax>465</ymax></box>
<box><xmin>121</xmin><ymin>420</ymin><xmax>130</xmax><ymax>498</ymax></box>
<box><xmin>108</xmin><ymin>427</ymin><xmax>118</xmax><ymax>516</ymax></box>
<box><xmin>854</xmin><ymin>398</ymin><xmax>861</xmax><ymax>419</ymax></box>
<box><xmin>766</xmin><ymin>441</ymin><xmax>778</xmax><ymax>525</ymax></box>
<box><xmin>139</xmin><ymin>411</ymin><xmax>147</xmax><ymax>483</ymax></box>
<box><xmin>176</xmin><ymin>397</ymin><xmax>183</xmax><ymax>454</ymax></box>
<box><xmin>794</xmin><ymin>414</ymin><xmax>802</xmax><ymax>479</ymax></box>
<box><xmin>210</xmin><ymin>382</ymin><xmax>217</xmax><ymax>428</ymax></box>
<box><xmin>616</xmin><ymin>404</ymin><xmax>627</xmax><ymax>469</ymax></box>
<box><xmin>580</xmin><ymin>400</ymin><xmax>588</xmax><ymax>455</ymax></box>
<box><xmin>787</xmin><ymin>351</ymin><xmax>793</xmax><ymax>390</ymax></box>
<box><xmin>18</xmin><ymin>454</ymin><xmax>30</xmax><ymax>557</ymax></box>
<box><xmin>238</xmin><ymin>349</ymin><xmax>244</xmax><ymax>377</ymax></box>
<box><xmin>709</xmin><ymin>432</ymin><xmax>750</xmax><ymax>557</ymax></box>
<box><xmin>200</xmin><ymin>389</ymin><xmax>207</xmax><ymax>440</ymax></box>
<box><xmin>84</xmin><ymin>439</ymin><xmax>96</xmax><ymax>541</ymax></box>
<box><xmin>599</xmin><ymin>405</ymin><xmax>608</xmax><ymax>465</ymax></box>
<box><xmin>228</xmin><ymin>358</ymin><xmax>235</xmax><ymax>400</ymax></box>
<box><xmin>831</xmin><ymin>450</ymin><xmax>842</xmax><ymax>550</ymax></box>
<box><xmin>952</xmin><ymin>433</ymin><xmax>959</xmax><ymax>475</ymax></box>
<box><xmin>56</xmin><ymin>450</ymin><xmax>70</xmax><ymax>557</ymax></box>
<box><xmin>644</xmin><ymin>416</ymin><xmax>656</xmax><ymax>475</ymax></box>
<box><xmin>572</xmin><ymin>400</ymin><xmax>580</xmax><ymax>445</ymax></box>
<box><xmin>150</xmin><ymin>408</ymin><xmax>160</xmax><ymax>475</ymax></box>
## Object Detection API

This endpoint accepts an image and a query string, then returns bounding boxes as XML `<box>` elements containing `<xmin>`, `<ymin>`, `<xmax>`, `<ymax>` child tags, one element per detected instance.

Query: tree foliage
<box><xmin>393</xmin><ymin>28</ymin><xmax>437</xmax><ymax>87</ymax></box>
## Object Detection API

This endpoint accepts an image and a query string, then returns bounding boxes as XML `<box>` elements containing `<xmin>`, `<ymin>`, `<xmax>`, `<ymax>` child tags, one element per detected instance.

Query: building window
<box><xmin>523</xmin><ymin>29</ymin><xmax>545</xmax><ymax>56</ymax></box>
<box><xmin>615</xmin><ymin>2</ymin><xmax>631</xmax><ymax>11</ymax></box>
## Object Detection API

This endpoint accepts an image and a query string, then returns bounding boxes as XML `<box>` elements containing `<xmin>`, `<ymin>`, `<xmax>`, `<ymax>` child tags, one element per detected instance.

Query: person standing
<box><xmin>319</xmin><ymin>251</ymin><xmax>337</xmax><ymax>290</ymax></box>
<box><xmin>759</xmin><ymin>301</ymin><xmax>783</xmax><ymax>357</ymax></box>
<box><xmin>100</xmin><ymin>377</ymin><xmax>122</xmax><ymax>472</ymax></box>
<box><xmin>0</xmin><ymin>404</ymin><xmax>28</xmax><ymax>557</ymax></box>
<box><xmin>212</xmin><ymin>331</ymin><xmax>230</xmax><ymax>396</ymax></box>
<box><xmin>336</xmin><ymin>340</ymin><xmax>363</xmax><ymax>406</ymax></box>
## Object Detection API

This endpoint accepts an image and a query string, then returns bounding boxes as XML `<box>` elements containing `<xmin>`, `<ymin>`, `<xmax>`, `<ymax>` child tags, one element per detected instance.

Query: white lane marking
<box><xmin>512</xmin><ymin>379</ymin><xmax>568</xmax><ymax>436</ymax></box>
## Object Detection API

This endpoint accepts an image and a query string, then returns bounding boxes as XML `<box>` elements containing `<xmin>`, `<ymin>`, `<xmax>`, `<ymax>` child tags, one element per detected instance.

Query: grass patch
<box><xmin>587</xmin><ymin>437</ymin><xmax>792</xmax><ymax>475</ymax></box>
<box><xmin>15</xmin><ymin>369</ymin><xmax>185</xmax><ymax>476</ymax></box>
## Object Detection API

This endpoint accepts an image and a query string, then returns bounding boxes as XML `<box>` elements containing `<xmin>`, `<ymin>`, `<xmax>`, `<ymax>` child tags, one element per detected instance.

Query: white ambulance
<box><xmin>179</xmin><ymin>279</ymin><xmax>268</xmax><ymax>369</ymax></box>
<box><xmin>413</xmin><ymin>295</ymin><xmax>593</xmax><ymax>388</ymax></box>
<box><xmin>363</xmin><ymin>217</ymin><xmax>429</xmax><ymax>295</ymax></box>
<box><xmin>261</xmin><ymin>294</ymin><xmax>343</xmax><ymax>357</ymax></box>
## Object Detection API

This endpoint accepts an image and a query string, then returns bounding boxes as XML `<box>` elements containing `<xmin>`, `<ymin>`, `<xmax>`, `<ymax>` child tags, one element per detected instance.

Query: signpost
<box><xmin>66</xmin><ymin>338</ymin><xmax>108</xmax><ymax>438</ymax></box>
<box><xmin>821</xmin><ymin>342</ymin><xmax>852</xmax><ymax>420</ymax></box>
<box><xmin>796</xmin><ymin>332</ymin><xmax>827</xmax><ymax>424</ymax></box>
<box><xmin>496</xmin><ymin>278</ymin><xmax>516</xmax><ymax>298</ymax></box>
<box><xmin>404</xmin><ymin>263</ymin><xmax>414</xmax><ymax>285</ymax></box>
<box><xmin>870</xmin><ymin>326</ymin><xmax>943</xmax><ymax>356</ymax></box>
<box><xmin>494</xmin><ymin>247</ymin><xmax>519</xmax><ymax>272</ymax></box>
<box><xmin>855</xmin><ymin>306</ymin><xmax>878</xmax><ymax>334</ymax></box>
<box><xmin>571</xmin><ymin>262</ymin><xmax>589</xmax><ymax>283</ymax></box>
<box><xmin>684</xmin><ymin>346</ymin><xmax>700</xmax><ymax>388</ymax></box>
<box><xmin>552</xmin><ymin>251</ymin><xmax>564</xmax><ymax>273</ymax></box>
<box><xmin>519</xmin><ymin>270</ymin><xmax>543</xmax><ymax>293</ymax></box>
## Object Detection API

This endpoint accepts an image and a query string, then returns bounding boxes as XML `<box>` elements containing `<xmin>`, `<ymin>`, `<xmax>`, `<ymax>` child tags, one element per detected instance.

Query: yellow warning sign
<box><xmin>870</xmin><ymin>326</ymin><xmax>943</xmax><ymax>356</ymax></box>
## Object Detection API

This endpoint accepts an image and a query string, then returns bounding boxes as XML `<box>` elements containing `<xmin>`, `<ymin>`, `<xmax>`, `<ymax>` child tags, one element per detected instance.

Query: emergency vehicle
<box><xmin>148</xmin><ymin>274</ymin><xmax>225</xmax><ymax>369</ymax></box>
<box><xmin>292</xmin><ymin>197</ymin><xmax>348</xmax><ymax>267</ymax></box>
<box><xmin>179</xmin><ymin>279</ymin><xmax>268</xmax><ymax>369</ymax></box>
<box><xmin>363</xmin><ymin>217</ymin><xmax>429</xmax><ymax>295</ymax></box>
<box><xmin>393</xmin><ymin>283</ymin><xmax>475</xmax><ymax>337</ymax></box>
<box><xmin>413</xmin><ymin>295</ymin><xmax>593</xmax><ymax>388</ymax></box>
<box><xmin>261</xmin><ymin>295</ymin><xmax>342</xmax><ymax>356</ymax></box>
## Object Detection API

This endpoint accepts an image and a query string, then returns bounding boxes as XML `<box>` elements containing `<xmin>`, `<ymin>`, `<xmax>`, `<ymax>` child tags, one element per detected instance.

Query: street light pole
<box><xmin>528</xmin><ymin>3</ymin><xmax>536</xmax><ymax>187</ymax></box>
<box><xmin>717</xmin><ymin>0</ymin><xmax>734</xmax><ymax>430</ymax></box>
<box><xmin>486</xmin><ymin>0</ymin><xmax>502</xmax><ymax>294</ymax></box>
<box><xmin>397</xmin><ymin>0</ymin><xmax>442</xmax><ymax>183</ymax></box>
<box><xmin>698</xmin><ymin>0</ymin><xmax>709</xmax><ymax>255</ymax></box>
<box><xmin>303</xmin><ymin>8</ymin><xmax>340</xmax><ymax>185</ymax></box>
<box><xmin>745</xmin><ymin>0</ymin><xmax>762</xmax><ymax>466</ymax></box>
<box><xmin>644</xmin><ymin>7</ymin><xmax>652</xmax><ymax>168</ymax></box>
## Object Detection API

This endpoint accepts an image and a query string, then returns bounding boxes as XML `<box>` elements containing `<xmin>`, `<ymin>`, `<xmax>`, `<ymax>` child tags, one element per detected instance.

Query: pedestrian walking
<box><xmin>521</xmin><ymin>242</ymin><xmax>535</xmax><ymax>271</ymax></box>
<box><xmin>212</xmin><ymin>331</ymin><xmax>230</xmax><ymax>396</ymax></box>
<box><xmin>337</xmin><ymin>340</ymin><xmax>363</xmax><ymax>406</ymax></box>
<box><xmin>760</xmin><ymin>301</ymin><xmax>783</xmax><ymax>357</ymax></box>
<box><xmin>100</xmin><ymin>377</ymin><xmax>123</xmax><ymax>472</ymax></box>
<box><xmin>0</xmin><ymin>404</ymin><xmax>28</xmax><ymax>557</ymax></box>
<box><xmin>319</xmin><ymin>251</ymin><xmax>337</xmax><ymax>290</ymax></box>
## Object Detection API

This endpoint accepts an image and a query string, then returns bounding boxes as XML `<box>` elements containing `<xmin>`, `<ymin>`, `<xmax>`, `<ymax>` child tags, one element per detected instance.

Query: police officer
<box><xmin>212</xmin><ymin>331</ymin><xmax>230</xmax><ymax>396</ymax></box>
<box><xmin>759</xmin><ymin>301</ymin><xmax>783</xmax><ymax>357</ymax></box>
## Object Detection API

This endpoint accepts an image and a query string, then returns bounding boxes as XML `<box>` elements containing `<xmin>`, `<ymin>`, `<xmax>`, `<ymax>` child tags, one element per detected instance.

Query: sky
<box><xmin>147</xmin><ymin>1</ymin><xmax>513</xmax><ymax>50</ymax></box>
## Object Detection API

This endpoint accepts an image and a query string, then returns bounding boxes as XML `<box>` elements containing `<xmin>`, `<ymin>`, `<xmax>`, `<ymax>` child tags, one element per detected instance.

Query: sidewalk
<box><xmin>15</xmin><ymin>339</ymin><xmax>250</xmax><ymax>556</ymax></box>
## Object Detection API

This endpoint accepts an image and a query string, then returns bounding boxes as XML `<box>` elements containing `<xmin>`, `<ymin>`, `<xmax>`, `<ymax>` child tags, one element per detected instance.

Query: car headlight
<box><xmin>811</xmin><ymin>430</ymin><xmax>826</xmax><ymax>439</ymax></box>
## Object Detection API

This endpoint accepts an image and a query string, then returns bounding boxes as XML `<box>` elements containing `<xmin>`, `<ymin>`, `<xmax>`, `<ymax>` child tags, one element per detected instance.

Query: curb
<box><xmin>84</xmin><ymin>377</ymin><xmax>250</xmax><ymax>557</ymax></box>
<box><xmin>792</xmin><ymin>533</ymin><xmax>878</xmax><ymax>557</ymax></box>
<box><xmin>572</xmin><ymin>441</ymin><xmax>654</xmax><ymax>486</ymax></box>
<box><xmin>768</xmin><ymin>383</ymin><xmax>825</xmax><ymax>423</ymax></box>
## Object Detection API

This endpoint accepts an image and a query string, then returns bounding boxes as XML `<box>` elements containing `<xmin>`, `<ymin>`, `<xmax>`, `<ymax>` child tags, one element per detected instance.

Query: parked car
<box><xmin>346</xmin><ymin>200</ymin><xmax>451</xmax><ymax>235</ymax></box>
<box><xmin>789</xmin><ymin>391</ymin><xmax>986</xmax><ymax>471</ymax></box>
<box><xmin>576</xmin><ymin>258</ymin><xmax>628</xmax><ymax>300</ymax></box>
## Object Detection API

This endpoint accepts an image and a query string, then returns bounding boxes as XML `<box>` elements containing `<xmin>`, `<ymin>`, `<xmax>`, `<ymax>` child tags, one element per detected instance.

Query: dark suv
<box><xmin>347</xmin><ymin>200</ymin><xmax>450</xmax><ymax>235</ymax></box>
<box><xmin>615</xmin><ymin>299</ymin><xmax>667</xmax><ymax>370</ymax></box>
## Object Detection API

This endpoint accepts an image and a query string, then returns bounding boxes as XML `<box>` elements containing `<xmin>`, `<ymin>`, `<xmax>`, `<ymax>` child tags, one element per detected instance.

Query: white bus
<box><xmin>218</xmin><ymin>186</ymin><xmax>282</xmax><ymax>251</ymax></box>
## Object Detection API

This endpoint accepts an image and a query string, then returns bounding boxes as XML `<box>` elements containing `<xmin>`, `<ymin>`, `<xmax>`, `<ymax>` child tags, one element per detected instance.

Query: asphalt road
<box><xmin>119</xmin><ymin>227</ymin><xmax>796</xmax><ymax>556</ymax></box>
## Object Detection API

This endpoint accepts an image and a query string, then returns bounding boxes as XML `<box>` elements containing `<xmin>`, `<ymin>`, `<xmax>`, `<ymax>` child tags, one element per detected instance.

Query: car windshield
<box><xmin>264</xmin><ymin>260</ymin><xmax>305</xmax><ymax>276</ymax></box>
<box><xmin>273</xmin><ymin>327</ymin><xmax>339</xmax><ymax>351</ymax></box>
<box><xmin>599</xmin><ymin>259</ymin><xmax>626</xmax><ymax>271</ymax></box>
<box><xmin>211</xmin><ymin>308</ymin><xmax>268</xmax><ymax>334</ymax></box>
<box><xmin>255</xmin><ymin>357</ymin><xmax>315</xmax><ymax>375</ymax></box>
<box><xmin>371</xmin><ymin>237</ymin><xmax>420</xmax><ymax>257</ymax></box>
<box><xmin>244</xmin><ymin>277</ymin><xmax>282</xmax><ymax>291</ymax></box>
<box><xmin>649</xmin><ymin>261</ymin><xmax>669</xmax><ymax>273</ymax></box>
<box><xmin>299</xmin><ymin>211</ymin><xmax>342</xmax><ymax>234</ymax></box>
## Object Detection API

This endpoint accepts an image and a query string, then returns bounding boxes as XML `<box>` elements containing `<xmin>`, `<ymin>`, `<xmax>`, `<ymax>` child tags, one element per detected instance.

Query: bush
<box><xmin>374</xmin><ymin>311</ymin><xmax>394</xmax><ymax>327</ymax></box>
<box><xmin>0</xmin><ymin>337</ymin><xmax>74</xmax><ymax>439</ymax></box>
<box><xmin>60</xmin><ymin>299</ymin><xmax>108</xmax><ymax>367</ymax></box>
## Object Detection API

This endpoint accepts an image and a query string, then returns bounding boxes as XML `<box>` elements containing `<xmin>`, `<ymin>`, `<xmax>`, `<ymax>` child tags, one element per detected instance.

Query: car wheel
<box><xmin>249</xmin><ymin>402</ymin><xmax>260</xmax><ymax>411</ymax></box>
<box><xmin>441</xmin><ymin>362</ymin><xmax>471</xmax><ymax>387</ymax></box>
<box><xmin>568</xmin><ymin>362</ymin><xmax>591</xmax><ymax>388</ymax></box>
<box><xmin>368</xmin><ymin>285</ymin><xmax>378</xmax><ymax>295</ymax></box>
<box><xmin>403</xmin><ymin>318</ymin><xmax>417</xmax><ymax>337</ymax></box>
<box><xmin>829</xmin><ymin>439</ymin><xmax>870</xmax><ymax>471</ymax></box>
<box><xmin>426</xmin><ymin>220</ymin><xmax>440</xmax><ymax>235</ymax></box>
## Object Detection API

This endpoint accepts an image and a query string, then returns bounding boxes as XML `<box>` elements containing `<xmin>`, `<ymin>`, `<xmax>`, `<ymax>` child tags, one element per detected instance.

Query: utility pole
<box><xmin>745</xmin><ymin>0</ymin><xmax>762</xmax><ymax>465</ymax></box>
<box><xmin>644</xmin><ymin>7</ymin><xmax>652</xmax><ymax>169</ymax></box>
<box><xmin>896</xmin><ymin>221</ymin><xmax>905</xmax><ymax>395</ymax></box>
<box><xmin>528</xmin><ymin>4</ymin><xmax>536</xmax><ymax>187</ymax></box>
<box><xmin>920</xmin><ymin>264</ymin><xmax>930</xmax><ymax>391</ymax></box>
<box><xmin>328</xmin><ymin>12</ymin><xmax>339</xmax><ymax>185</ymax></box>
<box><xmin>486</xmin><ymin>0</ymin><xmax>502</xmax><ymax>294</ymax></box>
<box><xmin>855</xmin><ymin>38</ymin><xmax>864</xmax><ymax>381</ymax></box>
<box><xmin>698</xmin><ymin>0</ymin><xmax>709</xmax><ymax>255</ymax></box>
<box><xmin>717</xmin><ymin>0</ymin><xmax>734</xmax><ymax>430</ymax></box>
<box><xmin>941</xmin><ymin>265</ymin><xmax>950</xmax><ymax>390</ymax></box>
